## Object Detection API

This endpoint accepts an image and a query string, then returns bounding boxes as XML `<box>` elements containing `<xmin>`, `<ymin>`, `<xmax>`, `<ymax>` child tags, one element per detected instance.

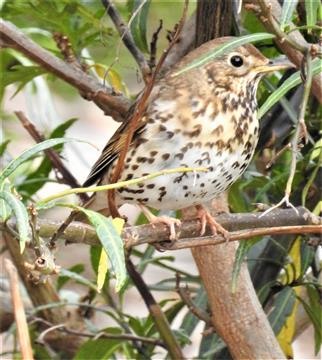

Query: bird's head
<box><xmin>172</xmin><ymin>37</ymin><xmax>294</xmax><ymax>97</ymax></box>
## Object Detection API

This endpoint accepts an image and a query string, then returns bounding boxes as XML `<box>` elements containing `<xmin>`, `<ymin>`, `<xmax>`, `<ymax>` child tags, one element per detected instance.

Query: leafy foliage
<box><xmin>1</xmin><ymin>0</ymin><xmax>321</xmax><ymax>359</ymax></box>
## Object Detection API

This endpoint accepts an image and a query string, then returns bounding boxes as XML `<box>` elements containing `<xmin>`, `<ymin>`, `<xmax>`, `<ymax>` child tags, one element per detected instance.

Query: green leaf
<box><xmin>0</xmin><ymin>180</ymin><xmax>12</xmax><ymax>221</ymax></box>
<box><xmin>57</xmin><ymin>264</ymin><xmax>84</xmax><ymax>290</ymax></box>
<box><xmin>199</xmin><ymin>332</ymin><xmax>226</xmax><ymax>359</ymax></box>
<box><xmin>305</xmin><ymin>0</ymin><xmax>320</xmax><ymax>33</ymax></box>
<box><xmin>280</xmin><ymin>0</ymin><xmax>298</xmax><ymax>31</ymax></box>
<box><xmin>73</xmin><ymin>338</ymin><xmax>122</xmax><ymax>360</ymax></box>
<box><xmin>129</xmin><ymin>0</ymin><xmax>151</xmax><ymax>53</ymax></box>
<box><xmin>268</xmin><ymin>286</ymin><xmax>296</xmax><ymax>334</ymax></box>
<box><xmin>0</xmin><ymin>190</ymin><xmax>31</xmax><ymax>253</ymax></box>
<box><xmin>59</xmin><ymin>268</ymin><xmax>97</xmax><ymax>292</ymax></box>
<box><xmin>1</xmin><ymin>65</ymin><xmax>45</xmax><ymax>97</ymax></box>
<box><xmin>79</xmin><ymin>209</ymin><xmax>126</xmax><ymax>292</ymax></box>
<box><xmin>297</xmin><ymin>286</ymin><xmax>322</xmax><ymax>354</ymax></box>
<box><xmin>231</xmin><ymin>238</ymin><xmax>260</xmax><ymax>292</ymax></box>
<box><xmin>173</xmin><ymin>33</ymin><xmax>275</xmax><ymax>76</ymax></box>
<box><xmin>0</xmin><ymin>140</ymin><xmax>10</xmax><ymax>156</ymax></box>
<box><xmin>299</xmin><ymin>242</ymin><xmax>315</xmax><ymax>276</ymax></box>
<box><xmin>0</xmin><ymin>138</ymin><xmax>78</xmax><ymax>183</ymax></box>
<box><xmin>259</xmin><ymin>58</ymin><xmax>322</xmax><ymax>118</ymax></box>
<box><xmin>49</xmin><ymin>118</ymin><xmax>78</xmax><ymax>140</ymax></box>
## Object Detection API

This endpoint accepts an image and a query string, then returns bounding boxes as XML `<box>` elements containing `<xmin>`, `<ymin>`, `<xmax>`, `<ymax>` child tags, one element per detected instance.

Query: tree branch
<box><xmin>101</xmin><ymin>0</ymin><xmax>151</xmax><ymax>83</ymax></box>
<box><xmin>3</xmin><ymin>207</ymin><xmax>317</xmax><ymax>249</ymax></box>
<box><xmin>0</xmin><ymin>20</ymin><xmax>131</xmax><ymax>121</ymax></box>
<box><xmin>15</xmin><ymin>111</ymin><xmax>89</xmax><ymax>203</ymax></box>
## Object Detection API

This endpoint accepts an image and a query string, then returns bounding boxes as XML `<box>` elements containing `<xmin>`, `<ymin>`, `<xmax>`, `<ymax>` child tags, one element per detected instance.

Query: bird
<box><xmin>83</xmin><ymin>37</ymin><xmax>293</xmax><ymax>239</ymax></box>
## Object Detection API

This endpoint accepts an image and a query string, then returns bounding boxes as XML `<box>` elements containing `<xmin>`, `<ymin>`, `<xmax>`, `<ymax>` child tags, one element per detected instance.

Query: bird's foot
<box><xmin>139</xmin><ymin>205</ymin><xmax>181</xmax><ymax>250</ymax></box>
<box><xmin>150</xmin><ymin>215</ymin><xmax>181</xmax><ymax>241</ymax></box>
<box><xmin>196</xmin><ymin>205</ymin><xmax>230</xmax><ymax>241</ymax></box>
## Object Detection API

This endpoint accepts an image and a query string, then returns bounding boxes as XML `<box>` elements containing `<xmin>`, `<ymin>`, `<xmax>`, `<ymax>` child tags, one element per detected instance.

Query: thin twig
<box><xmin>15</xmin><ymin>111</ymin><xmax>89</xmax><ymax>203</ymax></box>
<box><xmin>53</xmin><ymin>32</ymin><xmax>86</xmax><ymax>71</ymax></box>
<box><xmin>149</xmin><ymin>20</ymin><xmax>163</xmax><ymax>69</ymax></box>
<box><xmin>256</xmin><ymin>0</ymin><xmax>308</xmax><ymax>53</ymax></box>
<box><xmin>0</xmin><ymin>20</ymin><xmax>131</xmax><ymax>121</ymax></box>
<box><xmin>101</xmin><ymin>0</ymin><xmax>151</xmax><ymax>83</ymax></box>
<box><xmin>35</xmin><ymin>320</ymin><xmax>165</xmax><ymax>347</ymax></box>
<box><xmin>260</xmin><ymin>52</ymin><xmax>313</xmax><ymax>217</ymax></box>
<box><xmin>265</xmin><ymin>143</ymin><xmax>291</xmax><ymax>169</ymax></box>
<box><xmin>176</xmin><ymin>274</ymin><xmax>211</xmax><ymax>325</ymax></box>
<box><xmin>126</xmin><ymin>258</ymin><xmax>184</xmax><ymax>358</ymax></box>
<box><xmin>5</xmin><ymin>259</ymin><xmax>34</xmax><ymax>360</ymax></box>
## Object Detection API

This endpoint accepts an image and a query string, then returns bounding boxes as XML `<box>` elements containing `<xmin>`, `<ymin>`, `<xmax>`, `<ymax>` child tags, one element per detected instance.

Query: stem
<box><xmin>38</xmin><ymin>167</ymin><xmax>207</xmax><ymax>204</ymax></box>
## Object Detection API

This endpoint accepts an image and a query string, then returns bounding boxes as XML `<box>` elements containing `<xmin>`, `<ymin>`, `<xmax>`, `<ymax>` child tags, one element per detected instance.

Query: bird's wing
<box><xmin>83</xmin><ymin>114</ymin><xmax>147</xmax><ymax>187</ymax></box>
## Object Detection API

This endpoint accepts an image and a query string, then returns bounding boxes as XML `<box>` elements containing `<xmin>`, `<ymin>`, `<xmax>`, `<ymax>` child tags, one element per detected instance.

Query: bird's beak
<box><xmin>256</xmin><ymin>56</ymin><xmax>295</xmax><ymax>73</ymax></box>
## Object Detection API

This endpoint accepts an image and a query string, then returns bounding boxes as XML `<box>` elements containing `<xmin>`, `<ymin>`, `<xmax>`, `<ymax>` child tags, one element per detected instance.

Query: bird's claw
<box><xmin>150</xmin><ymin>215</ymin><xmax>181</xmax><ymax>241</ymax></box>
<box><xmin>196</xmin><ymin>205</ymin><xmax>230</xmax><ymax>242</ymax></box>
<box><xmin>149</xmin><ymin>216</ymin><xmax>181</xmax><ymax>251</ymax></box>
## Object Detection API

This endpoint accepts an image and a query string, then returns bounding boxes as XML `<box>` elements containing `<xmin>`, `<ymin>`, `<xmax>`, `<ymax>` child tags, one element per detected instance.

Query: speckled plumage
<box><xmin>84</xmin><ymin>37</ymin><xmax>288</xmax><ymax>214</ymax></box>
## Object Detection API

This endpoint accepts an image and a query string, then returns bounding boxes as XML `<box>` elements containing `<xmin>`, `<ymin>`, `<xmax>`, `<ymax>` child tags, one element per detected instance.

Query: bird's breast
<box><xmin>114</xmin><ymin>100</ymin><xmax>259</xmax><ymax>211</ymax></box>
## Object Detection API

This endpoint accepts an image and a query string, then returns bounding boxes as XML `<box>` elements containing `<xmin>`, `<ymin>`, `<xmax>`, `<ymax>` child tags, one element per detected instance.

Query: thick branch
<box><xmin>18</xmin><ymin>207</ymin><xmax>321</xmax><ymax>248</ymax></box>
<box><xmin>189</xmin><ymin>197</ymin><xmax>285</xmax><ymax>359</ymax></box>
<box><xmin>0</xmin><ymin>20</ymin><xmax>131</xmax><ymax>121</ymax></box>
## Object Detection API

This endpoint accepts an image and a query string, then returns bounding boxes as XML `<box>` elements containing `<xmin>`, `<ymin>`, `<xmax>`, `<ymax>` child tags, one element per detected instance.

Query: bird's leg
<box><xmin>195</xmin><ymin>205</ymin><xmax>230</xmax><ymax>241</ymax></box>
<box><xmin>139</xmin><ymin>205</ymin><xmax>181</xmax><ymax>242</ymax></box>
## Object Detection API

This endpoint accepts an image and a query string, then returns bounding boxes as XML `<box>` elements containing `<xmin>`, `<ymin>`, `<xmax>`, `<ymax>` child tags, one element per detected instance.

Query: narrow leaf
<box><xmin>0</xmin><ymin>140</ymin><xmax>10</xmax><ymax>156</ymax></box>
<box><xmin>1</xmin><ymin>65</ymin><xmax>45</xmax><ymax>96</ymax></box>
<box><xmin>305</xmin><ymin>0</ymin><xmax>320</xmax><ymax>33</ymax></box>
<box><xmin>231</xmin><ymin>238</ymin><xmax>260</xmax><ymax>292</ymax></box>
<box><xmin>280</xmin><ymin>0</ymin><xmax>298</xmax><ymax>31</ymax></box>
<box><xmin>268</xmin><ymin>286</ymin><xmax>296</xmax><ymax>334</ymax></box>
<box><xmin>59</xmin><ymin>268</ymin><xmax>97</xmax><ymax>292</ymax></box>
<box><xmin>0</xmin><ymin>138</ymin><xmax>78</xmax><ymax>183</ymax></box>
<box><xmin>97</xmin><ymin>247</ymin><xmax>109</xmax><ymax>292</ymax></box>
<box><xmin>57</xmin><ymin>264</ymin><xmax>84</xmax><ymax>290</ymax></box>
<box><xmin>74</xmin><ymin>338</ymin><xmax>122</xmax><ymax>360</ymax></box>
<box><xmin>129</xmin><ymin>0</ymin><xmax>151</xmax><ymax>53</ymax></box>
<box><xmin>173</xmin><ymin>33</ymin><xmax>275</xmax><ymax>76</ymax></box>
<box><xmin>0</xmin><ymin>190</ymin><xmax>31</xmax><ymax>252</ymax></box>
<box><xmin>259</xmin><ymin>58</ymin><xmax>322</xmax><ymax>118</ymax></box>
<box><xmin>80</xmin><ymin>209</ymin><xmax>126</xmax><ymax>292</ymax></box>
<box><xmin>0</xmin><ymin>180</ymin><xmax>12</xmax><ymax>221</ymax></box>
<box><xmin>297</xmin><ymin>289</ymin><xmax>322</xmax><ymax>354</ymax></box>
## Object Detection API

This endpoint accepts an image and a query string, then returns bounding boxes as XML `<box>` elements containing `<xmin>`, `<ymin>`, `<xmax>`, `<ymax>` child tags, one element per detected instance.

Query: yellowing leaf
<box><xmin>111</xmin><ymin>217</ymin><xmax>125</xmax><ymax>234</ymax></box>
<box><xmin>88</xmin><ymin>215</ymin><xmax>125</xmax><ymax>292</ymax></box>
<box><xmin>93</xmin><ymin>64</ymin><xmax>127</xmax><ymax>94</ymax></box>
<box><xmin>276</xmin><ymin>287</ymin><xmax>302</xmax><ymax>358</ymax></box>
<box><xmin>283</xmin><ymin>237</ymin><xmax>302</xmax><ymax>284</ymax></box>
<box><xmin>97</xmin><ymin>248</ymin><xmax>109</xmax><ymax>292</ymax></box>
<box><xmin>108</xmin><ymin>69</ymin><xmax>124</xmax><ymax>93</ymax></box>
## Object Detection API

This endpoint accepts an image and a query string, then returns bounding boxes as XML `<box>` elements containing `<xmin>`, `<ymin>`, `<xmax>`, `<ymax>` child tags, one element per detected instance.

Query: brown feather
<box><xmin>83</xmin><ymin>115</ymin><xmax>147</xmax><ymax>186</ymax></box>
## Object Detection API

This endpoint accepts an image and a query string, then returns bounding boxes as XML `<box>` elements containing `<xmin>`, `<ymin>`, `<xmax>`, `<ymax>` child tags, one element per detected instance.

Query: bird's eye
<box><xmin>230</xmin><ymin>55</ymin><xmax>244</xmax><ymax>68</ymax></box>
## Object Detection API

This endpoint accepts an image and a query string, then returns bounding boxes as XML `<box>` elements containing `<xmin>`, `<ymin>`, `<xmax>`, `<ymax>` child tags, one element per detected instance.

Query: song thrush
<box><xmin>84</xmin><ymin>37</ymin><xmax>293</xmax><ymax>238</ymax></box>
